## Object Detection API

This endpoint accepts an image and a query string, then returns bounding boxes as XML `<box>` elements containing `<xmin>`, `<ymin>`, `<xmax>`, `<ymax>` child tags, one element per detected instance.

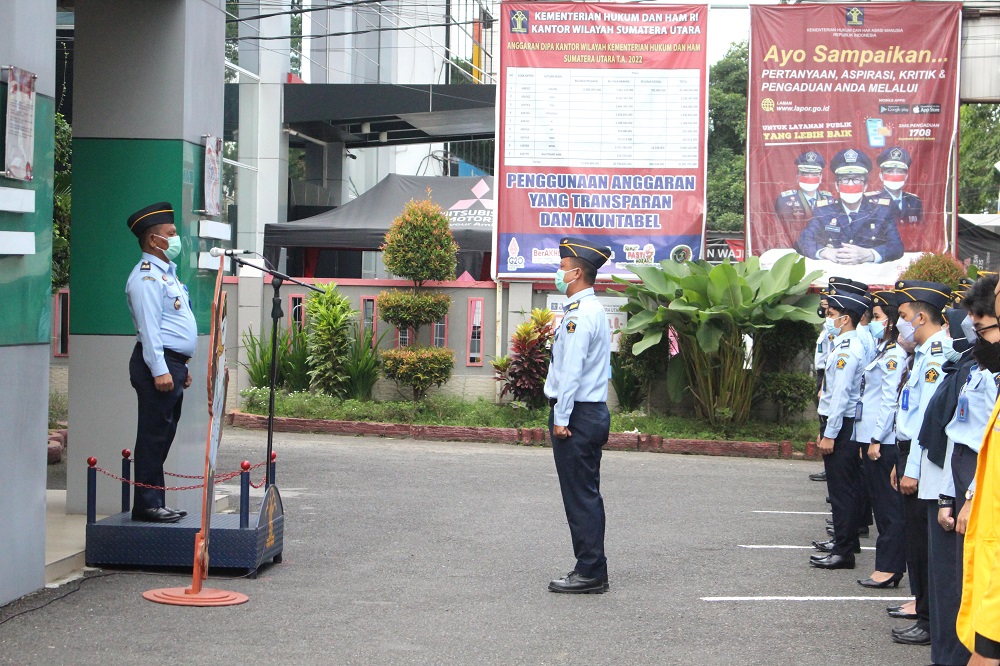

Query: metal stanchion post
<box><xmin>269</xmin><ymin>452</ymin><xmax>277</xmax><ymax>486</ymax></box>
<box><xmin>87</xmin><ymin>457</ymin><xmax>97</xmax><ymax>524</ymax></box>
<box><xmin>240</xmin><ymin>461</ymin><xmax>250</xmax><ymax>529</ymax></box>
<box><xmin>121</xmin><ymin>448</ymin><xmax>132</xmax><ymax>514</ymax></box>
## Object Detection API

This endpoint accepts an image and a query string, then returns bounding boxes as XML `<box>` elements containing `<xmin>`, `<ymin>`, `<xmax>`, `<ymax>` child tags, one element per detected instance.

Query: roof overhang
<box><xmin>282</xmin><ymin>83</ymin><xmax>496</xmax><ymax>148</ymax></box>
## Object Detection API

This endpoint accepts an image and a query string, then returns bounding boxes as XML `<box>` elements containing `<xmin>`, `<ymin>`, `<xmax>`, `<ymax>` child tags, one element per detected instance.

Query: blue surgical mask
<box><xmin>825</xmin><ymin>316</ymin><xmax>843</xmax><ymax>336</ymax></box>
<box><xmin>944</xmin><ymin>344</ymin><xmax>963</xmax><ymax>363</ymax></box>
<box><xmin>868</xmin><ymin>319</ymin><xmax>886</xmax><ymax>341</ymax></box>
<box><xmin>554</xmin><ymin>268</ymin><xmax>577</xmax><ymax>295</ymax></box>
<box><xmin>962</xmin><ymin>316</ymin><xmax>977</xmax><ymax>344</ymax></box>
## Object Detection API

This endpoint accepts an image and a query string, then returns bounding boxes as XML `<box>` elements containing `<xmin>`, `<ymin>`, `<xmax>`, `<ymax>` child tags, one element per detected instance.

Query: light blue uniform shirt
<box><xmin>818</xmin><ymin>329</ymin><xmax>865</xmax><ymax>439</ymax></box>
<box><xmin>899</xmin><ymin>329</ymin><xmax>951</xmax><ymax>481</ymax></box>
<box><xmin>814</xmin><ymin>329</ymin><xmax>836</xmax><ymax>370</ymax></box>
<box><xmin>544</xmin><ymin>287</ymin><xmax>611</xmax><ymax>427</ymax></box>
<box><xmin>939</xmin><ymin>367</ymin><xmax>1000</xmax><ymax>497</ymax></box>
<box><xmin>125</xmin><ymin>252</ymin><xmax>198</xmax><ymax>377</ymax></box>
<box><xmin>854</xmin><ymin>340</ymin><xmax>907</xmax><ymax>445</ymax></box>
<box><xmin>856</xmin><ymin>324</ymin><xmax>876</xmax><ymax>365</ymax></box>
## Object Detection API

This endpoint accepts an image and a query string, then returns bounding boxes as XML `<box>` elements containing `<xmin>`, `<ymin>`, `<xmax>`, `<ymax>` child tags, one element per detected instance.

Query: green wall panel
<box><xmin>71</xmin><ymin>138</ymin><xmax>213</xmax><ymax>336</ymax></box>
<box><xmin>0</xmin><ymin>87</ymin><xmax>54</xmax><ymax>346</ymax></box>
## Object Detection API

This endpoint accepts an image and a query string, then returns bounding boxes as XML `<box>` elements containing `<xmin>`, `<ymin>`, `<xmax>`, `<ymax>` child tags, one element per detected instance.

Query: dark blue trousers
<box><xmin>129</xmin><ymin>344</ymin><xmax>188</xmax><ymax>514</ymax></box>
<box><xmin>897</xmin><ymin>440</ymin><xmax>930</xmax><ymax>627</ymax></box>
<box><xmin>821</xmin><ymin>417</ymin><xmax>863</xmax><ymax>558</ymax></box>
<box><xmin>928</xmin><ymin>501</ymin><xmax>971</xmax><ymax>665</ymax></box>
<box><xmin>860</xmin><ymin>443</ymin><xmax>906</xmax><ymax>573</ymax></box>
<box><xmin>550</xmin><ymin>402</ymin><xmax>610</xmax><ymax>581</ymax></box>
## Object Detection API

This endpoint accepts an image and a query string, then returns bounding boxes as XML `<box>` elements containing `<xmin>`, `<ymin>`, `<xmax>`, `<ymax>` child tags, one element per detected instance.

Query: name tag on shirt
<box><xmin>855</xmin><ymin>401</ymin><xmax>863</xmax><ymax>421</ymax></box>
<box><xmin>956</xmin><ymin>394</ymin><xmax>969</xmax><ymax>422</ymax></box>
<box><xmin>901</xmin><ymin>387</ymin><xmax>910</xmax><ymax>411</ymax></box>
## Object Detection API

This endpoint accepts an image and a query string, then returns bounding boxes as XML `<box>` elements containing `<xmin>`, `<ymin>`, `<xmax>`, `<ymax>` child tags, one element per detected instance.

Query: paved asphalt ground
<box><xmin>1</xmin><ymin>429</ymin><xmax>932</xmax><ymax>665</ymax></box>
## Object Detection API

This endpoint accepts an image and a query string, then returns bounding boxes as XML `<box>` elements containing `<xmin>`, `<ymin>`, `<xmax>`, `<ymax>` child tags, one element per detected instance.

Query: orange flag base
<box><xmin>142</xmin><ymin>586</ymin><xmax>248</xmax><ymax>607</ymax></box>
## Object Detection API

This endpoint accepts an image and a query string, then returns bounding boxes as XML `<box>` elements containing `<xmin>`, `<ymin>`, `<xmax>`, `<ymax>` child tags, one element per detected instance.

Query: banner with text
<box><xmin>3</xmin><ymin>66</ymin><xmax>36</xmax><ymax>182</ymax></box>
<box><xmin>746</xmin><ymin>3</ymin><xmax>960</xmax><ymax>286</ymax></box>
<box><xmin>494</xmin><ymin>2</ymin><xmax>708</xmax><ymax>280</ymax></box>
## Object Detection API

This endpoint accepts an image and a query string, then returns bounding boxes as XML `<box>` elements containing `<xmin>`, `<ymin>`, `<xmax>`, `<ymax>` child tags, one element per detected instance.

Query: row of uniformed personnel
<box><xmin>810</xmin><ymin>274</ymin><xmax>1000</xmax><ymax>665</ymax></box>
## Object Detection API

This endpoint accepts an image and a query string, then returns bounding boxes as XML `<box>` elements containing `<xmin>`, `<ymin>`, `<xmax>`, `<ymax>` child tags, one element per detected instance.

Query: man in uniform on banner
<box><xmin>545</xmin><ymin>237</ymin><xmax>613</xmax><ymax>595</ymax></box>
<box><xmin>125</xmin><ymin>202</ymin><xmax>198</xmax><ymax>523</ymax></box>
<box><xmin>774</xmin><ymin>150</ymin><xmax>833</xmax><ymax>227</ymax></box>
<box><xmin>871</xmin><ymin>146</ymin><xmax>923</xmax><ymax>225</ymax></box>
<box><xmin>794</xmin><ymin>149</ymin><xmax>904</xmax><ymax>265</ymax></box>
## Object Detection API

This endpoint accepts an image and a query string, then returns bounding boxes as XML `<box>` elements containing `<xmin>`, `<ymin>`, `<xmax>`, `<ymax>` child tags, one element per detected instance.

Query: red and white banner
<box><xmin>3</xmin><ymin>66</ymin><xmax>36</xmax><ymax>182</ymax></box>
<box><xmin>494</xmin><ymin>2</ymin><xmax>708</xmax><ymax>280</ymax></box>
<box><xmin>746</xmin><ymin>2</ymin><xmax>961</xmax><ymax>285</ymax></box>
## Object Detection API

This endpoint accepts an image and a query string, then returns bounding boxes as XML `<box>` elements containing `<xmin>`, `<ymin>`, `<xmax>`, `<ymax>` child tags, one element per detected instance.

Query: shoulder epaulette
<box><xmin>566</xmin><ymin>301</ymin><xmax>580</xmax><ymax>312</ymax></box>
<box><xmin>780</xmin><ymin>189</ymin><xmax>796</xmax><ymax>197</ymax></box>
<box><xmin>140</xmin><ymin>261</ymin><xmax>151</xmax><ymax>271</ymax></box>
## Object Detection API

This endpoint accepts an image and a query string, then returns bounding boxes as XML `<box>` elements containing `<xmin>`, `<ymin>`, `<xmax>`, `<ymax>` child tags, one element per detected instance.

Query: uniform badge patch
<box><xmin>566</xmin><ymin>321</ymin><xmax>577</xmax><ymax>333</ymax></box>
<box><xmin>140</xmin><ymin>261</ymin><xmax>151</xmax><ymax>271</ymax></box>
<box><xmin>930</xmin><ymin>341</ymin><xmax>943</xmax><ymax>355</ymax></box>
<box><xmin>566</xmin><ymin>301</ymin><xmax>580</xmax><ymax>312</ymax></box>
<box><xmin>886</xmin><ymin>359</ymin><xmax>898</xmax><ymax>371</ymax></box>
<box><xmin>836</xmin><ymin>358</ymin><xmax>846</xmax><ymax>369</ymax></box>
<box><xmin>840</xmin><ymin>340</ymin><xmax>851</xmax><ymax>348</ymax></box>
<box><xmin>141</xmin><ymin>276</ymin><xmax>156</xmax><ymax>282</ymax></box>
<box><xmin>995</xmin><ymin>374</ymin><xmax>1000</xmax><ymax>389</ymax></box>
<box><xmin>925</xmin><ymin>367</ymin><xmax>940</xmax><ymax>383</ymax></box>
<box><xmin>174</xmin><ymin>298</ymin><xmax>182</xmax><ymax>310</ymax></box>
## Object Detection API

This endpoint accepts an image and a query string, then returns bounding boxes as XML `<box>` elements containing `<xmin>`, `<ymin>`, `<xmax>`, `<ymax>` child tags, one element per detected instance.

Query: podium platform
<box><xmin>86</xmin><ymin>483</ymin><xmax>284</xmax><ymax>576</ymax></box>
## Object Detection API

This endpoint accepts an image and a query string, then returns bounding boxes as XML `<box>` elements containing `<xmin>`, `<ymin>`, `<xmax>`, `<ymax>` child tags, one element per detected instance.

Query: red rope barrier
<box><xmin>93</xmin><ymin>461</ymin><xmax>268</xmax><ymax>491</ymax></box>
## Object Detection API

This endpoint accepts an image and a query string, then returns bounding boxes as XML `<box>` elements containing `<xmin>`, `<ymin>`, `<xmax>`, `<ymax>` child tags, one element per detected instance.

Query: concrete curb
<box><xmin>227</xmin><ymin>410</ymin><xmax>816</xmax><ymax>460</ymax></box>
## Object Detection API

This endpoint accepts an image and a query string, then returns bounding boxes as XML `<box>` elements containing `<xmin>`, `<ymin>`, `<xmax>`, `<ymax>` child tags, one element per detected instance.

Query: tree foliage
<box><xmin>493</xmin><ymin>308</ymin><xmax>555</xmax><ymax>408</ymax></box>
<box><xmin>898</xmin><ymin>252</ymin><xmax>967</xmax><ymax>290</ymax></box>
<box><xmin>959</xmin><ymin>103</ymin><xmax>1000</xmax><ymax>215</ymax></box>
<box><xmin>305</xmin><ymin>283</ymin><xmax>356</xmax><ymax>396</ymax></box>
<box><xmin>706</xmin><ymin>42</ymin><xmax>748</xmax><ymax>232</ymax></box>
<box><xmin>382</xmin><ymin>346</ymin><xmax>455</xmax><ymax>402</ymax></box>
<box><xmin>617</xmin><ymin>254</ymin><xmax>820</xmax><ymax>428</ymax></box>
<box><xmin>382</xmin><ymin>196</ymin><xmax>459</xmax><ymax>287</ymax></box>
<box><xmin>52</xmin><ymin>112</ymin><xmax>72</xmax><ymax>291</ymax></box>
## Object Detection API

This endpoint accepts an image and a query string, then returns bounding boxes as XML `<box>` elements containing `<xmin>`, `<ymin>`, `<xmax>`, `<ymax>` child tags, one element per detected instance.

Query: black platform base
<box><xmin>86</xmin><ymin>487</ymin><xmax>284</xmax><ymax>575</ymax></box>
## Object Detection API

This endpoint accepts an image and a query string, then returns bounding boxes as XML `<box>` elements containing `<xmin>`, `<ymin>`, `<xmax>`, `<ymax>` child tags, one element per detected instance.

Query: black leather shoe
<box><xmin>548</xmin><ymin>572</ymin><xmax>608</xmax><ymax>594</ymax></box>
<box><xmin>164</xmin><ymin>506</ymin><xmax>187</xmax><ymax>518</ymax></box>
<box><xmin>858</xmin><ymin>572</ymin><xmax>904</xmax><ymax>589</ymax></box>
<box><xmin>809</xmin><ymin>554</ymin><xmax>855</xmax><ymax>569</ymax></box>
<box><xmin>132</xmin><ymin>507</ymin><xmax>182</xmax><ymax>523</ymax></box>
<box><xmin>812</xmin><ymin>539</ymin><xmax>861</xmax><ymax>554</ymax></box>
<box><xmin>886</xmin><ymin>605</ymin><xmax>919</xmax><ymax>619</ymax></box>
<box><xmin>891</xmin><ymin>621</ymin><xmax>923</xmax><ymax>636</ymax></box>
<box><xmin>809</xmin><ymin>471</ymin><xmax>827</xmax><ymax>482</ymax></box>
<box><xmin>891</xmin><ymin>624</ymin><xmax>931</xmax><ymax>645</ymax></box>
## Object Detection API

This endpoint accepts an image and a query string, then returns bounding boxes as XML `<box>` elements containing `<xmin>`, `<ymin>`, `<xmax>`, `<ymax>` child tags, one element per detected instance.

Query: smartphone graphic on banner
<box><xmin>866</xmin><ymin>118</ymin><xmax>886</xmax><ymax>148</ymax></box>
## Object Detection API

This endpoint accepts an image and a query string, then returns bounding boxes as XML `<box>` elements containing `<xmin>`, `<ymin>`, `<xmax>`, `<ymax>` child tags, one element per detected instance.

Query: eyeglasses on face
<box><xmin>837</xmin><ymin>176</ymin><xmax>865</xmax><ymax>186</ymax></box>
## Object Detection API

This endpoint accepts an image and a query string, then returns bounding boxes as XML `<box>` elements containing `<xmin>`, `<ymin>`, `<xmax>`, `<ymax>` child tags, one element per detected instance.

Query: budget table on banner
<box><xmin>503</xmin><ymin>66</ymin><xmax>700</xmax><ymax>169</ymax></box>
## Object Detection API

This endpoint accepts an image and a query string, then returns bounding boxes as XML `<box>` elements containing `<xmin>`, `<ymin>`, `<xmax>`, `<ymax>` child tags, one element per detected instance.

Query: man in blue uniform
<box><xmin>810</xmin><ymin>286</ymin><xmax>870</xmax><ymax>569</ymax></box>
<box><xmin>794</xmin><ymin>148</ymin><xmax>904</xmax><ymax>265</ymax></box>
<box><xmin>892</xmin><ymin>279</ymin><xmax>953</xmax><ymax>646</ymax></box>
<box><xmin>810</xmin><ymin>292</ymin><xmax>836</xmax><ymax>483</ymax></box>
<box><xmin>774</xmin><ymin>150</ymin><xmax>833</xmax><ymax>227</ymax></box>
<box><xmin>872</xmin><ymin>146</ymin><xmax>923</xmax><ymax>225</ymax></box>
<box><xmin>125</xmin><ymin>202</ymin><xmax>198</xmax><ymax>523</ymax></box>
<box><xmin>545</xmin><ymin>236</ymin><xmax>613</xmax><ymax>594</ymax></box>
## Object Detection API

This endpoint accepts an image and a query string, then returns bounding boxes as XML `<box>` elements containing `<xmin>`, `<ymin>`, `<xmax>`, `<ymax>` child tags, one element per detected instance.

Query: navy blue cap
<box><xmin>877</xmin><ymin>146</ymin><xmax>911</xmax><ymax>170</ymax></box>
<box><xmin>872</xmin><ymin>290</ymin><xmax>898</xmax><ymax>309</ymax></box>
<box><xmin>559</xmin><ymin>236</ymin><xmax>612</xmax><ymax>269</ymax></box>
<box><xmin>830</xmin><ymin>148</ymin><xmax>872</xmax><ymax>176</ymax></box>
<box><xmin>827</xmin><ymin>291</ymin><xmax>871</xmax><ymax>316</ymax></box>
<box><xmin>828</xmin><ymin>276</ymin><xmax>870</xmax><ymax>297</ymax></box>
<box><xmin>944</xmin><ymin>308</ymin><xmax>968</xmax><ymax>337</ymax></box>
<box><xmin>894</xmin><ymin>279</ymin><xmax>952</xmax><ymax>311</ymax></box>
<box><xmin>127</xmin><ymin>201</ymin><xmax>175</xmax><ymax>237</ymax></box>
<box><xmin>795</xmin><ymin>150</ymin><xmax>825</xmax><ymax>173</ymax></box>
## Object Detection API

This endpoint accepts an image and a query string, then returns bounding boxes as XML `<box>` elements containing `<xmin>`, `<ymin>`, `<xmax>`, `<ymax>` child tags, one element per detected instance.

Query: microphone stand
<box><xmin>229</xmin><ymin>255</ymin><xmax>323</xmax><ymax>487</ymax></box>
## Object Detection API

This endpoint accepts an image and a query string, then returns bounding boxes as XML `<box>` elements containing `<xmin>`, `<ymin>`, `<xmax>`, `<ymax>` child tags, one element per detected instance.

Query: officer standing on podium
<box><xmin>545</xmin><ymin>236</ymin><xmax>613</xmax><ymax>594</ymax></box>
<box><xmin>125</xmin><ymin>202</ymin><xmax>198</xmax><ymax>523</ymax></box>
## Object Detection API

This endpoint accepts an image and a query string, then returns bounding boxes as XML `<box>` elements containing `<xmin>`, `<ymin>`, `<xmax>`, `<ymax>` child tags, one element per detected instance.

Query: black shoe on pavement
<box><xmin>131</xmin><ymin>507</ymin><xmax>182</xmax><ymax>523</ymax></box>
<box><xmin>809</xmin><ymin>554</ymin><xmax>855</xmax><ymax>569</ymax></box>
<box><xmin>891</xmin><ymin>624</ymin><xmax>931</xmax><ymax>645</ymax></box>
<box><xmin>164</xmin><ymin>506</ymin><xmax>187</xmax><ymax>518</ymax></box>
<box><xmin>809</xmin><ymin>471</ymin><xmax>827</xmax><ymax>482</ymax></box>
<box><xmin>812</xmin><ymin>539</ymin><xmax>860</xmax><ymax>554</ymax></box>
<box><xmin>548</xmin><ymin>572</ymin><xmax>608</xmax><ymax>594</ymax></box>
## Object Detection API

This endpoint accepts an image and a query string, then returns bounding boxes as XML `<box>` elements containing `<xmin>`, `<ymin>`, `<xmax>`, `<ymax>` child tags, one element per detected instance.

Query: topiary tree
<box><xmin>898</xmin><ymin>252</ymin><xmax>966</xmax><ymax>290</ymax></box>
<box><xmin>305</xmin><ymin>282</ymin><xmax>355</xmax><ymax>396</ymax></box>
<box><xmin>378</xmin><ymin>194</ymin><xmax>459</xmax><ymax>400</ymax></box>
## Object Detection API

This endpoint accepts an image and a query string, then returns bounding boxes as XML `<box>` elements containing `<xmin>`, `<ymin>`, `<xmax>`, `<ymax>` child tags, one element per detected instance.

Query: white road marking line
<box><xmin>753</xmin><ymin>510</ymin><xmax>832</xmax><ymax>515</ymax></box>
<box><xmin>703</xmin><ymin>596</ymin><xmax>914</xmax><ymax>602</ymax></box>
<box><xmin>738</xmin><ymin>544</ymin><xmax>875</xmax><ymax>551</ymax></box>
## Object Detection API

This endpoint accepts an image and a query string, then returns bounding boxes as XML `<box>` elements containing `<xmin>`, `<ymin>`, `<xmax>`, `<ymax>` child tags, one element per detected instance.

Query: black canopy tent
<box><xmin>263</xmin><ymin>174</ymin><xmax>495</xmax><ymax>279</ymax></box>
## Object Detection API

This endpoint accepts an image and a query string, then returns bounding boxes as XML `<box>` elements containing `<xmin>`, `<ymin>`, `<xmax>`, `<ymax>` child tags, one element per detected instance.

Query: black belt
<box><xmin>549</xmin><ymin>399</ymin><xmax>602</xmax><ymax>407</ymax></box>
<box><xmin>137</xmin><ymin>342</ymin><xmax>190</xmax><ymax>364</ymax></box>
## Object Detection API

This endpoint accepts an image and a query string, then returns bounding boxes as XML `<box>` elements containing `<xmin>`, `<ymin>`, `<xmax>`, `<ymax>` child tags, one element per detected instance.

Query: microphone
<box><xmin>209</xmin><ymin>247</ymin><xmax>255</xmax><ymax>257</ymax></box>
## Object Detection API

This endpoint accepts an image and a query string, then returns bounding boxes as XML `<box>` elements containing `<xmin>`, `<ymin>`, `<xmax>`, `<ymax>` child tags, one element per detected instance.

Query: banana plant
<box><xmin>614</xmin><ymin>254</ymin><xmax>822</xmax><ymax>428</ymax></box>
